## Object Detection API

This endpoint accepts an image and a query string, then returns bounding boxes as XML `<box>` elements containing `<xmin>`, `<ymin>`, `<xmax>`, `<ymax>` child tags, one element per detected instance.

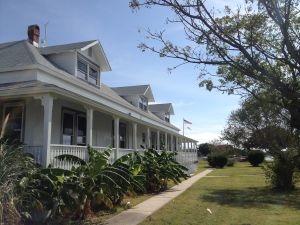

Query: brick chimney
<box><xmin>27</xmin><ymin>24</ymin><xmax>40</xmax><ymax>47</ymax></box>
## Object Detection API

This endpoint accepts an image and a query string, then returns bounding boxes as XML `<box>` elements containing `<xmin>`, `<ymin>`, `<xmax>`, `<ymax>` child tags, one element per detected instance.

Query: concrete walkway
<box><xmin>104</xmin><ymin>169</ymin><xmax>213</xmax><ymax>225</ymax></box>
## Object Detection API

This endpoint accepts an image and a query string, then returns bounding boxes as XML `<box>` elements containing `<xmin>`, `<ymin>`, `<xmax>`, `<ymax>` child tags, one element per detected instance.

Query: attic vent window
<box><xmin>77</xmin><ymin>55</ymin><xmax>99</xmax><ymax>86</ymax></box>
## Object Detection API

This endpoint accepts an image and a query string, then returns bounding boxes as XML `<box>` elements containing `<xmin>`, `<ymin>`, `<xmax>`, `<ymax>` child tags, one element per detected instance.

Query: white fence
<box><xmin>22</xmin><ymin>145</ymin><xmax>198</xmax><ymax>173</ymax></box>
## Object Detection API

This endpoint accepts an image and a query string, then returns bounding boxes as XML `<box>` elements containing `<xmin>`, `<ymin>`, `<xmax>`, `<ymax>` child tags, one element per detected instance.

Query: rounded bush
<box><xmin>247</xmin><ymin>150</ymin><xmax>265</xmax><ymax>166</ymax></box>
<box><xmin>227</xmin><ymin>158</ymin><xmax>235</xmax><ymax>167</ymax></box>
<box><xmin>207</xmin><ymin>153</ymin><xmax>228</xmax><ymax>168</ymax></box>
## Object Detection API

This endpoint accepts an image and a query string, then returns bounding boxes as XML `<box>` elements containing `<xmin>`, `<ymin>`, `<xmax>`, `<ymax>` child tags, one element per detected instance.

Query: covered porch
<box><xmin>3</xmin><ymin>92</ymin><xmax>198</xmax><ymax>171</ymax></box>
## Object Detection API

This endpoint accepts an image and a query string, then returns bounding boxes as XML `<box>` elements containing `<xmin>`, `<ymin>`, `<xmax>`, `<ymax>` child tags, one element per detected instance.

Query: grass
<box><xmin>140</xmin><ymin>161</ymin><xmax>300</xmax><ymax>225</ymax></box>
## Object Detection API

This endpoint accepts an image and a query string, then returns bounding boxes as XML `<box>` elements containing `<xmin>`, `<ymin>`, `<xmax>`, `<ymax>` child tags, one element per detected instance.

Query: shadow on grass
<box><xmin>200</xmin><ymin>187</ymin><xmax>300</xmax><ymax>210</ymax></box>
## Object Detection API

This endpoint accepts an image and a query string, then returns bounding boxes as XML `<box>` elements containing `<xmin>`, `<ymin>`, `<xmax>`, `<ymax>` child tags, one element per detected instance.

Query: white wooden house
<box><xmin>0</xmin><ymin>25</ymin><xmax>197</xmax><ymax>170</ymax></box>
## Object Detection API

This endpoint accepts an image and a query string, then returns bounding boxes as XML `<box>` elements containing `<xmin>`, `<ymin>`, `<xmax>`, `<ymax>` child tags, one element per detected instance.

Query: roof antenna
<box><xmin>41</xmin><ymin>21</ymin><xmax>49</xmax><ymax>48</ymax></box>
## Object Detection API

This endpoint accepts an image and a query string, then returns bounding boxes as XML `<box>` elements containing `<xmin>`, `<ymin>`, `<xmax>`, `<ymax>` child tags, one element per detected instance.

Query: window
<box><xmin>89</xmin><ymin>66</ymin><xmax>98</xmax><ymax>85</ymax></box>
<box><xmin>62</xmin><ymin>109</ymin><xmax>86</xmax><ymax>145</ymax></box>
<box><xmin>77</xmin><ymin>60</ymin><xmax>88</xmax><ymax>80</ymax></box>
<box><xmin>77</xmin><ymin>55</ymin><xmax>99</xmax><ymax>86</ymax></box>
<box><xmin>165</xmin><ymin>114</ymin><xmax>170</xmax><ymax>123</ymax></box>
<box><xmin>119</xmin><ymin>123</ymin><xmax>127</xmax><ymax>148</ymax></box>
<box><xmin>3</xmin><ymin>102</ymin><xmax>24</xmax><ymax>142</ymax></box>
<box><xmin>138</xmin><ymin>96</ymin><xmax>148</xmax><ymax>111</ymax></box>
<box><xmin>77</xmin><ymin>115</ymin><xmax>86</xmax><ymax>145</ymax></box>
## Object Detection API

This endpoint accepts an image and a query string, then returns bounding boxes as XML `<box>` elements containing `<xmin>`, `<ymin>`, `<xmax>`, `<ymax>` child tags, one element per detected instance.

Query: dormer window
<box><xmin>165</xmin><ymin>113</ymin><xmax>170</xmax><ymax>123</ymax></box>
<box><xmin>139</xmin><ymin>96</ymin><xmax>148</xmax><ymax>111</ymax></box>
<box><xmin>77</xmin><ymin>60</ymin><xmax>88</xmax><ymax>77</ymax></box>
<box><xmin>77</xmin><ymin>54</ymin><xmax>100</xmax><ymax>86</ymax></box>
<box><xmin>89</xmin><ymin>67</ymin><xmax>98</xmax><ymax>85</ymax></box>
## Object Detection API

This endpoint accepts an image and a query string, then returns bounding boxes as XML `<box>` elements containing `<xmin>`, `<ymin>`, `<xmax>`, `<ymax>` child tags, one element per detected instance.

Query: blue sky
<box><xmin>0</xmin><ymin>0</ymin><xmax>241</xmax><ymax>143</ymax></box>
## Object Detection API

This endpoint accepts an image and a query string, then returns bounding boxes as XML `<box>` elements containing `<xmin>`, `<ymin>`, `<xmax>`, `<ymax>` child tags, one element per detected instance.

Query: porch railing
<box><xmin>50</xmin><ymin>144</ymin><xmax>88</xmax><ymax>170</ymax></box>
<box><xmin>22</xmin><ymin>144</ymin><xmax>198</xmax><ymax>173</ymax></box>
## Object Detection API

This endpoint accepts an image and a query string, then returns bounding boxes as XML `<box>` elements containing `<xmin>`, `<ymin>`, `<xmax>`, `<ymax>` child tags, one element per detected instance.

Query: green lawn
<box><xmin>140</xmin><ymin>161</ymin><xmax>300</xmax><ymax>225</ymax></box>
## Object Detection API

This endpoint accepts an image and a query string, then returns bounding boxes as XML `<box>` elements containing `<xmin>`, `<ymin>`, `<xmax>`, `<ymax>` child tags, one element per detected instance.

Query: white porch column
<box><xmin>157</xmin><ymin>130</ymin><xmax>160</xmax><ymax>150</ymax></box>
<box><xmin>86</xmin><ymin>107</ymin><xmax>93</xmax><ymax>146</ymax></box>
<box><xmin>146</xmin><ymin>127</ymin><xmax>151</xmax><ymax>149</ymax></box>
<box><xmin>41</xmin><ymin>94</ymin><xmax>53</xmax><ymax>167</ymax></box>
<box><xmin>170</xmin><ymin>135</ymin><xmax>174</xmax><ymax>151</ymax></box>
<box><xmin>132</xmin><ymin>123</ymin><xmax>137</xmax><ymax>150</ymax></box>
<box><xmin>164</xmin><ymin>132</ymin><xmax>168</xmax><ymax>150</ymax></box>
<box><xmin>113</xmin><ymin>116</ymin><xmax>120</xmax><ymax>161</ymax></box>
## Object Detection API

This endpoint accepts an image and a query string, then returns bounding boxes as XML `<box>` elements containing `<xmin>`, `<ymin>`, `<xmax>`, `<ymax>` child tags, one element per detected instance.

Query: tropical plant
<box><xmin>53</xmin><ymin>146</ymin><xmax>132</xmax><ymax>220</ymax></box>
<box><xmin>0</xmin><ymin>113</ymin><xmax>38</xmax><ymax>224</ymax></box>
<box><xmin>115</xmin><ymin>151</ymin><xmax>145</xmax><ymax>194</ymax></box>
<box><xmin>0</xmin><ymin>139</ymin><xmax>38</xmax><ymax>225</ymax></box>
<box><xmin>16</xmin><ymin>168</ymin><xmax>58</xmax><ymax>224</ymax></box>
<box><xmin>129</xmin><ymin>149</ymin><xmax>189</xmax><ymax>193</ymax></box>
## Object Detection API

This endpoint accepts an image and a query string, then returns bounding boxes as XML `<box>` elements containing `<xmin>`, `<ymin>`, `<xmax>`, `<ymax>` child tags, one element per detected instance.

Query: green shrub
<box><xmin>227</xmin><ymin>158</ymin><xmax>235</xmax><ymax>167</ymax></box>
<box><xmin>247</xmin><ymin>150</ymin><xmax>265</xmax><ymax>166</ymax></box>
<box><xmin>207</xmin><ymin>153</ymin><xmax>228</xmax><ymax>168</ymax></box>
<box><xmin>263</xmin><ymin>149</ymin><xmax>299</xmax><ymax>191</ymax></box>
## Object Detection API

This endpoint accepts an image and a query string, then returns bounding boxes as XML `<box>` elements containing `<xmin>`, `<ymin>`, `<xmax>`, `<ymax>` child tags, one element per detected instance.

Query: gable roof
<box><xmin>149</xmin><ymin>103</ymin><xmax>175</xmax><ymax>115</ymax></box>
<box><xmin>39</xmin><ymin>40</ymin><xmax>111</xmax><ymax>72</ymax></box>
<box><xmin>112</xmin><ymin>85</ymin><xmax>155</xmax><ymax>102</ymax></box>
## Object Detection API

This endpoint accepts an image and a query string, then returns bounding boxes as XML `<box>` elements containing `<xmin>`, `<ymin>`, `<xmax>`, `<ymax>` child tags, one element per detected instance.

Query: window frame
<box><xmin>61</xmin><ymin>108</ymin><xmax>86</xmax><ymax>146</ymax></box>
<box><xmin>77</xmin><ymin>54</ymin><xmax>100</xmax><ymax>86</ymax></box>
<box><xmin>138</xmin><ymin>96</ymin><xmax>148</xmax><ymax>111</ymax></box>
<box><xmin>2</xmin><ymin>102</ymin><xmax>25</xmax><ymax>142</ymax></box>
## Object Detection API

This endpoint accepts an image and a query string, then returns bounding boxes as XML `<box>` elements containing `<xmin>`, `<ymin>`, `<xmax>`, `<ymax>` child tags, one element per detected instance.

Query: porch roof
<box><xmin>0</xmin><ymin>80</ymin><xmax>181</xmax><ymax>133</ymax></box>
